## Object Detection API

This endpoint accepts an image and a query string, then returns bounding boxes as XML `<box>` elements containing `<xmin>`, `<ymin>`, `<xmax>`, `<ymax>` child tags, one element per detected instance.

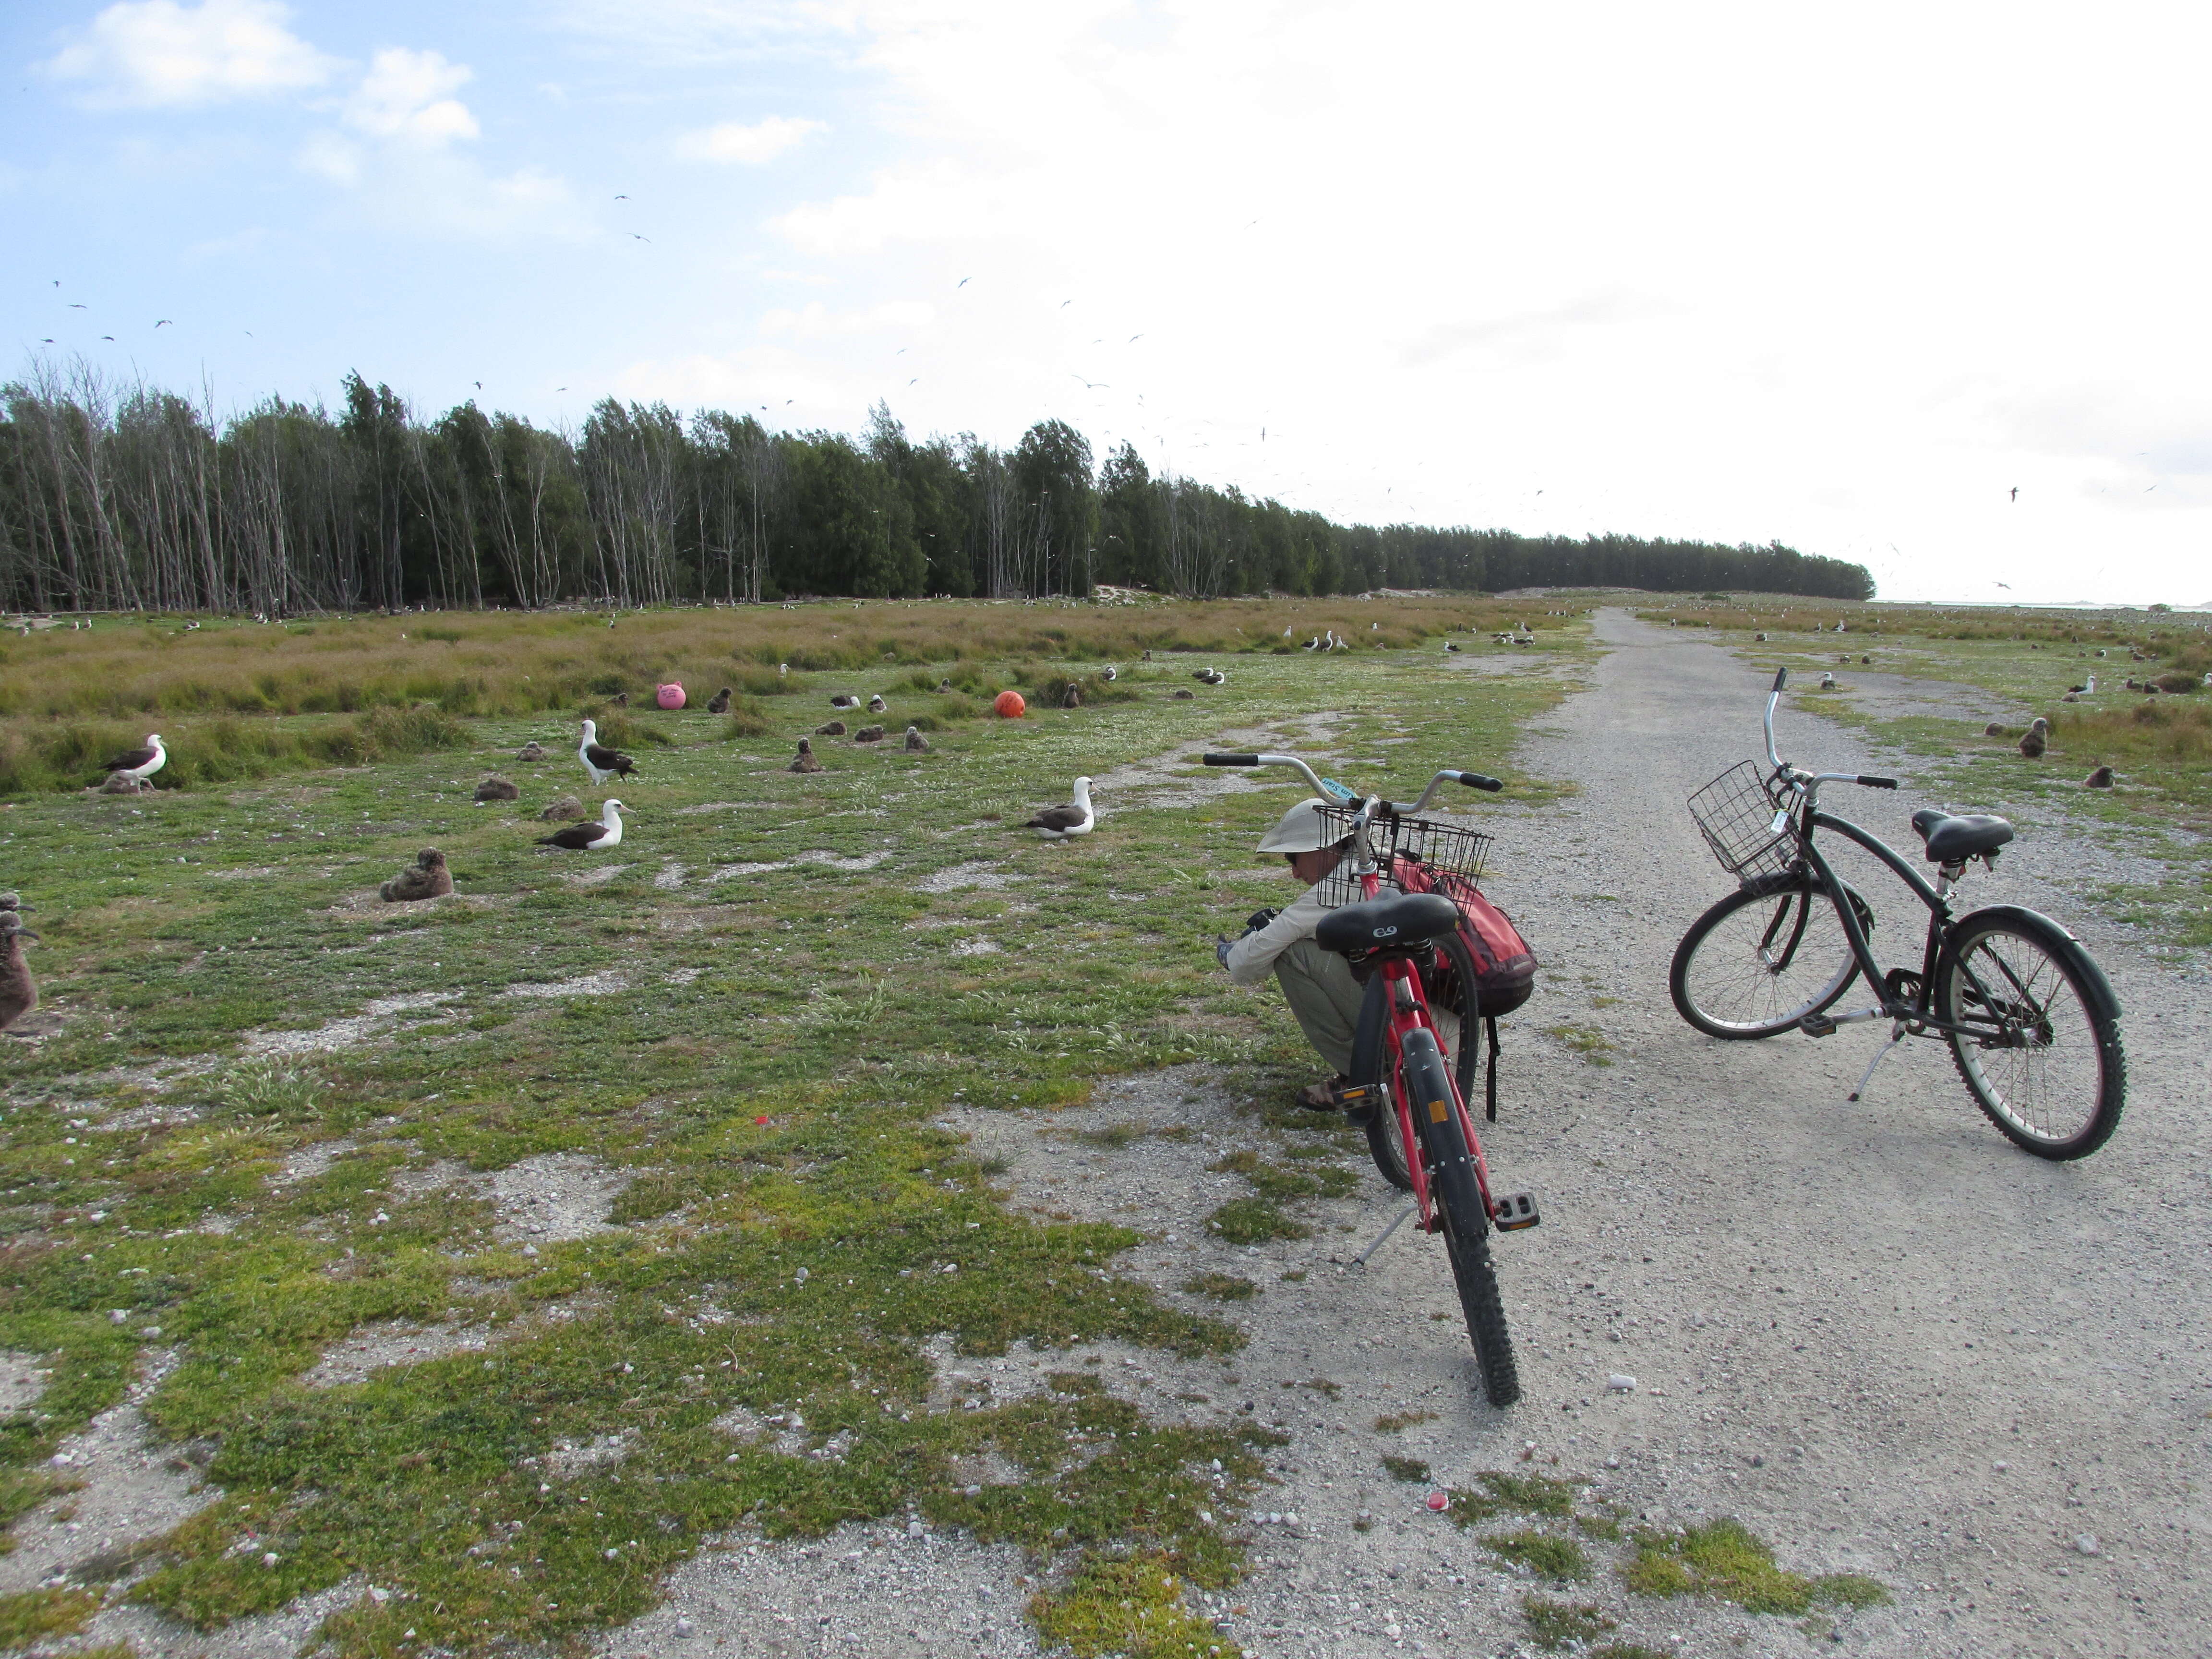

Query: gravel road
<box><xmin>30</xmin><ymin>610</ymin><xmax>2209</xmax><ymax>1659</ymax></box>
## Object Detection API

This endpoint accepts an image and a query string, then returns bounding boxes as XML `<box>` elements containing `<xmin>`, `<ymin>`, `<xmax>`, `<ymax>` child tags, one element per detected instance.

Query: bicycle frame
<box><xmin>1756</xmin><ymin>673</ymin><xmax>2035</xmax><ymax>1044</ymax></box>
<box><xmin>1344</xmin><ymin>806</ymin><xmax>1505</xmax><ymax>1233</ymax></box>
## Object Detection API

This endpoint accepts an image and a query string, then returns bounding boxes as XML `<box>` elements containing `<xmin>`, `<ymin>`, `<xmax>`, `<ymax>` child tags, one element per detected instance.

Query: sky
<box><xmin>4</xmin><ymin>0</ymin><xmax>2209</xmax><ymax>606</ymax></box>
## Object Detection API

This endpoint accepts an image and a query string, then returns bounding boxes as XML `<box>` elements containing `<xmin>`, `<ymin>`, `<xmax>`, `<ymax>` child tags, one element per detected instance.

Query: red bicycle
<box><xmin>1203</xmin><ymin>753</ymin><xmax>1538</xmax><ymax>1407</ymax></box>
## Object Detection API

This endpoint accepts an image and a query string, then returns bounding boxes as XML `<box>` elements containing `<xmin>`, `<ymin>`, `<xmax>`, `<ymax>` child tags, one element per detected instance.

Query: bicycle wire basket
<box><xmin>1688</xmin><ymin>760</ymin><xmax>1801</xmax><ymax>883</ymax></box>
<box><xmin>1310</xmin><ymin>802</ymin><xmax>1495</xmax><ymax>908</ymax></box>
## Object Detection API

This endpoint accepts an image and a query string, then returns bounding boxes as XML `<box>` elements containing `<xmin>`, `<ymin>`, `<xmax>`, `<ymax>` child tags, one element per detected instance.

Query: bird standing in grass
<box><xmin>1984</xmin><ymin>722</ymin><xmax>2005</xmax><ymax>737</ymax></box>
<box><xmin>537</xmin><ymin>800</ymin><xmax>625</xmax><ymax>851</ymax></box>
<box><xmin>904</xmin><ymin>725</ymin><xmax>930</xmax><ymax>751</ymax></box>
<box><xmin>381</xmin><ymin>849</ymin><xmax>454</xmax><ymax>902</ymax></box>
<box><xmin>1025</xmin><ymin>777</ymin><xmax>1095</xmax><ymax>841</ymax></box>
<box><xmin>789</xmin><ymin>739</ymin><xmax>824</xmax><ymax>773</ymax></box>
<box><xmin>99</xmin><ymin>733</ymin><xmax>166</xmax><ymax>790</ymax></box>
<box><xmin>474</xmin><ymin>775</ymin><xmax>519</xmax><ymax>804</ymax></box>
<box><xmin>830</xmin><ymin>694</ymin><xmax>863</xmax><ymax>711</ymax></box>
<box><xmin>1062</xmin><ymin>684</ymin><xmax>1081</xmax><ymax>709</ymax></box>
<box><xmin>0</xmin><ymin>912</ymin><xmax>37</xmax><ymax>1032</ymax></box>
<box><xmin>2085</xmin><ymin>766</ymin><xmax>2115</xmax><ymax>788</ymax></box>
<box><xmin>516</xmin><ymin>741</ymin><xmax>548</xmax><ymax>762</ymax></box>
<box><xmin>867</xmin><ymin>694</ymin><xmax>887</xmax><ymax>714</ymax></box>
<box><xmin>577</xmin><ymin>720</ymin><xmax>636</xmax><ymax>785</ymax></box>
<box><xmin>706</xmin><ymin>687</ymin><xmax>733</xmax><ymax>714</ymax></box>
<box><xmin>2019</xmin><ymin>718</ymin><xmax>2049</xmax><ymax>759</ymax></box>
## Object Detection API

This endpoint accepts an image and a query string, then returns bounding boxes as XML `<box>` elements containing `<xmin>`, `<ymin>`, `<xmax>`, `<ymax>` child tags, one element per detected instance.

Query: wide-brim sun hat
<box><xmin>1255</xmin><ymin>799</ymin><xmax>1338</xmax><ymax>854</ymax></box>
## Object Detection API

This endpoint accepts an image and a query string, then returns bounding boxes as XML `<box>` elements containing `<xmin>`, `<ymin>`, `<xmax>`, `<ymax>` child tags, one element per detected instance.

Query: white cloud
<box><xmin>45</xmin><ymin>0</ymin><xmax>334</xmax><ymax>107</ymax></box>
<box><xmin>675</xmin><ymin>115</ymin><xmax>826</xmax><ymax>165</ymax></box>
<box><xmin>343</xmin><ymin>48</ymin><xmax>479</xmax><ymax>145</ymax></box>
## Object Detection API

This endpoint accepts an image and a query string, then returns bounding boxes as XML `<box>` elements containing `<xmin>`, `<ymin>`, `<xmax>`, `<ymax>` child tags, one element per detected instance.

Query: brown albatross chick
<box><xmin>474</xmin><ymin>774</ymin><xmax>520</xmax><ymax>803</ymax></box>
<box><xmin>2085</xmin><ymin>765</ymin><xmax>2115</xmax><ymax>788</ymax></box>
<box><xmin>2019</xmin><ymin>717</ymin><xmax>2049</xmax><ymax>759</ymax></box>
<box><xmin>789</xmin><ymin>738</ymin><xmax>824</xmax><ymax>773</ymax></box>
<box><xmin>381</xmin><ymin>849</ymin><xmax>454</xmax><ymax>902</ymax></box>
<box><xmin>706</xmin><ymin>687</ymin><xmax>733</xmax><ymax>714</ymax></box>
<box><xmin>904</xmin><ymin>725</ymin><xmax>930</xmax><ymax>751</ymax></box>
<box><xmin>0</xmin><ymin>913</ymin><xmax>36</xmax><ymax>1032</ymax></box>
<box><xmin>538</xmin><ymin>794</ymin><xmax>587</xmax><ymax>821</ymax></box>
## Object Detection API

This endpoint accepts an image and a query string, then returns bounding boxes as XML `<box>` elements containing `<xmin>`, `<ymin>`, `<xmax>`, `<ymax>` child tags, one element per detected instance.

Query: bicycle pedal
<box><xmin>1798</xmin><ymin>1012</ymin><xmax>1838</xmax><ymax>1038</ymax></box>
<box><xmin>1331</xmin><ymin>1082</ymin><xmax>1381</xmax><ymax>1125</ymax></box>
<box><xmin>1492</xmin><ymin>1191</ymin><xmax>1540</xmax><ymax>1231</ymax></box>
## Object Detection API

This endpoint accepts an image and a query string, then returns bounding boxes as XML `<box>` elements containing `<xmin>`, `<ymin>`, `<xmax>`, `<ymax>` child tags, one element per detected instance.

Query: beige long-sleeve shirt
<box><xmin>1223</xmin><ymin>884</ymin><xmax>1337</xmax><ymax>986</ymax></box>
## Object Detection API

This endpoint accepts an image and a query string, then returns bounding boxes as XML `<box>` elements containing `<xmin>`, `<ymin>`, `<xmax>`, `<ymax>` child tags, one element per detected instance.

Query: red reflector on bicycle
<box><xmin>1427</xmin><ymin>1098</ymin><xmax>1448</xmax><ymax>1123</ymax></box>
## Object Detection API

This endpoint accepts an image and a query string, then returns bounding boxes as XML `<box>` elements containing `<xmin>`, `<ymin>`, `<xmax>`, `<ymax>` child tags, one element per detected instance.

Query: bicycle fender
<box><xmin>1947</xmin><ymin>904</ymin><xmax>2122</xmax><ymax>1023</ymax></box>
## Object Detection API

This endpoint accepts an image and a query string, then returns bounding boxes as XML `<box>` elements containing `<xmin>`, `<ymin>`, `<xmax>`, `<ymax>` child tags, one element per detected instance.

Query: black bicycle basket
<box><xmin>1688</xmin><ymin>761</ymin><xmax>1800</xmax><ymax>882</ymax></box>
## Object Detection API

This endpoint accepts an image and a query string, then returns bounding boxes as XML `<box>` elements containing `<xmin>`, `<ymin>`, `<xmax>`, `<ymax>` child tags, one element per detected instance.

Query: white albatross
<box><xmin>537</xmin><ymin>799</ymin><xmax>626</xmax><ymax>851</ymax></box>
<box><xmin>577</xmin><ymin>720</ymin><xmax>637</xmax><ymax>785</ymax></box>
<box><xmin>100</xmin><ymin>733</ymin><xmax>167</xmax><ymax>789</ymax></box>
<box><xmin>1024</xmin><ymin>777</ymin><xmax>1095</xmax><ymax>841</ymax></box>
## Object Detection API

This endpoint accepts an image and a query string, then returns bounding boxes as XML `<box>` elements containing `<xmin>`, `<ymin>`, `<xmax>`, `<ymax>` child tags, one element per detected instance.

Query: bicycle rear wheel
<box><xmin>1671</xmin><ymin>876</ymin><xmax>1863</xmax><ymax>1039</ymax></box>
<box><xmin>1402</xmin><ymin>1030</ymin><xmax>1519</xmax><ymax>1407</ymax></box>
<box><xmin>1936</xmin><ymin>912</ymin><xmax>2125</xmax><ymax>1160</ymax></box>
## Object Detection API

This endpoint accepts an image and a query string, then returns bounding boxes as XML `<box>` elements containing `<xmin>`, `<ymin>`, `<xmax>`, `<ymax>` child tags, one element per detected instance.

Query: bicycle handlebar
<box><xmin>1201</xmin><ymin>753</ymin><xmax>1503</xmax><ymax>814</ymax></box>
<box><xmin>1857</xmin><ymin>775</ymin><xmax>1899</xmax><ymax>790</ymax></box>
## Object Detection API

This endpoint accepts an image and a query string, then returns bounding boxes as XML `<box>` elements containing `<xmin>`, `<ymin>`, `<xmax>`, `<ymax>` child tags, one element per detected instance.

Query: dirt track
<box><xmin>938</xmin><ymin>609</ymin><xmax>2212</xmax><ymax>1659</ymax></box>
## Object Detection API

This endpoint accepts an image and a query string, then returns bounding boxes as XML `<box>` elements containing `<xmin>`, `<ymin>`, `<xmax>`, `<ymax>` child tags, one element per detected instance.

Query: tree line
<box><xmin>0</xmin><ymin>361</ymin><xmax>1875</xmax><ymax>614</ymax></box>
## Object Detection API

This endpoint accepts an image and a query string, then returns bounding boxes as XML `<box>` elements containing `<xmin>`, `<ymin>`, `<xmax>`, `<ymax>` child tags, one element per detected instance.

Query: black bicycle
<box><xmin>1669</xmin><ymin>668</ymin><xmax>2125</xmax><ymax>1160</ymax></box>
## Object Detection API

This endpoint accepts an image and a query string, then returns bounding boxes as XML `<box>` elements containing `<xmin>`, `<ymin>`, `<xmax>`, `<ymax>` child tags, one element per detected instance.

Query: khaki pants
<box><xmin>1270</xmin><ymin>938</ymin><xmax>1370</xmax><ymax>1076</ymax></box>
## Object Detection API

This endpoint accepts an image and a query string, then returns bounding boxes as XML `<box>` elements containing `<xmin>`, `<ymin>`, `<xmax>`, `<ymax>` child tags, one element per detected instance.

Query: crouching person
<box><xmin>1215</xmin><ymin>799</ymin><xmax>1366</xmax><ymax>1107</ymax></box>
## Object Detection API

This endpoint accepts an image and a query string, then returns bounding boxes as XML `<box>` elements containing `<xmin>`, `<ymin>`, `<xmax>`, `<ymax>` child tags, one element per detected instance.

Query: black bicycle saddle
<box><xmin>1911</xmin><ymin>807</ymin><xmax>2014</xmax><ymax>863</ymax></box>
<box><xmin>1315</xmin><ymin>890</ymin><xmax>1462</xmax><ymax>955</ymax></box>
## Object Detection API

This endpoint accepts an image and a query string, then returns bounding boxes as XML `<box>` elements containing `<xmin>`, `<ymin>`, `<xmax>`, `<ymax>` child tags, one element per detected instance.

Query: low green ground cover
<box><xmin>0</xmin><ymin>604</ymin><xmax>1579</xmax><ymax>1657</ymax></box>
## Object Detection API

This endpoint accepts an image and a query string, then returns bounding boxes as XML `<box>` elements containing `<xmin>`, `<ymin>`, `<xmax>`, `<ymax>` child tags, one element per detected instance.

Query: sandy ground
<box><xmin>21</xmin><ymin>610</ymin><xmax>2209</xmax><ymax>1659</ymax></box>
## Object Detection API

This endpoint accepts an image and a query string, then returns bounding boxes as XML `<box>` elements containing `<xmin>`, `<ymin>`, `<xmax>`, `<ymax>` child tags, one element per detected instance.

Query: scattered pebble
<box><xmin>1608</xmin><ymin>1373</ymin><xmax>1637</xmax><ymax>1392</ymax></box>
<box><xmin>2074</xmin><ymin>1534</ymin><xmax>2101</xmax><ymax>1557</ymax></box>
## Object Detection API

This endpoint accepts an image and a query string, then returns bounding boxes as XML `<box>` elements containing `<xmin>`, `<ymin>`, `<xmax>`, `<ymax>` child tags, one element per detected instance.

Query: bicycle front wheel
<box><xmin>1936</xmin><ymin>912</ymin><xmax>2124</xmax><ymax>1160</ymax></box>
<box><xmin>1671</xmin><ymin>877</ymin><xmax>1863</xmax><ymax>1039</ymax></box>
<box><xmin>1403</xmin><ymin>1033</ymin><xmax>1519</xmax><ymax>1408</ymax></box>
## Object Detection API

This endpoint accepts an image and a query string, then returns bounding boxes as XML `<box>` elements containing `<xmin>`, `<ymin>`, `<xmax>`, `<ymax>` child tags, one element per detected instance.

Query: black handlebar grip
<box><xmin>1772</xmin><ymin>667</ymin><xmax>1790</xmax><ymax>692</ymax></box>
<box><xmin>1202</xmin><ymin>753</ymin><xmax>1259</xmax><ymax>767</ymax></box>
<box><xmin>1858</xmin><ymin>775</ymin><xmax>1899</xmax><ymax>789</ymax></box>
<box><xmin>1455</xmin><ymin>771</ymin><xmax>1506</xmax><ymax>793</ymax></box>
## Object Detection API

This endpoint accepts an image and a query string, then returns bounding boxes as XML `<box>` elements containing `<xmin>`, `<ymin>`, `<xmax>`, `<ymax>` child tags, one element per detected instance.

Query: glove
<box><xmin>1243</xmin><ymin>906</ymin><xmax>1282</xmax><ymax>935</ymax></box>
<box><xmin>1214</xmin><ymin>934</ymin><xmax>1235</xmax><ymax>968</ymax></box>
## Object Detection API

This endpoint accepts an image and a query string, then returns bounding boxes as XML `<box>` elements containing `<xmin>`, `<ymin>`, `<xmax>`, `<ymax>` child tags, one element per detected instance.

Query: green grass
<box><xmin>0</xmin><ymin>1587</ymin><xmax>100</xmax><ymax>1647</ymax></box>
<box><xmin>1623</xmin><ymin>1519</ymin><xmax>1887</xmax><ymax>1615</ymax></box>
<box><xmin>1445</xmin><ymin>1469</ymin><xmax>1581</xmax><ymax>1521</ymax></box>
<box><xmin>0</xmin><ymin>602</ymin><xmax>1589</xmax><ymax>1655</ymax></box>
<box><xmin>1483</xmin><ymin>1529</ymin><xmax>1591</xmax><ymax>1581</ymax></box>
<box><xmin>1373</xmin><ymin>1409</ymin><xmax>1439</xmax><ymax>1435</ymax></box>
<box><xmin>1029</xmin><ymin>1552</ymin><xmax>1240</xmax><ymax>1659</ymax></box>
<box><xmin>1379</xmin><ymin>1455</ymin><xmax>1430</xmax><ymax>1483</ymax></box>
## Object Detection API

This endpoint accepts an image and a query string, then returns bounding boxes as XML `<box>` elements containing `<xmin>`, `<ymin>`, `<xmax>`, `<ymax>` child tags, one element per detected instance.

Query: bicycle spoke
<box><xmin>1943</xmin><ymin>928</ymin><xmax>2110</xmax><ymax>1152</ymax></box>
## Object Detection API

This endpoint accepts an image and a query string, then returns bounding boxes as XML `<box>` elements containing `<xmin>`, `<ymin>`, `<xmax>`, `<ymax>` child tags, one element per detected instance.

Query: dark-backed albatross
<box><xmin>537</xmin><ymin>799</ymin><xmax>626</xmax><ymax>851</ymax></box>
<box><xmin>577</xmin><ymin>720</ymin><xmax>637</xmax><ymax>785</ymax></box>
<box><xmin>100</xmin><ymin>733</ymin><xmax>166</xmax><ymax>789</ymax></box>
<box><xmin>1024</xmin><ymin>777</ymin><xmax>1095</xmax><ymax>841</ymax></box>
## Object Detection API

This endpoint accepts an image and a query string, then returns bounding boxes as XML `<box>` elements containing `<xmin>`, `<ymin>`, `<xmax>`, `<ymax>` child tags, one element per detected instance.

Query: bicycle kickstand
<box><xmin>1352</xmin><ymin>1201</ymin><xmax>1418</xmax><ymax>1267</ymax></box>
<box><xmin>1846</xmin><ymin>1021</ymin><xmax>1907</xmax><ymax>1104</ymax></box>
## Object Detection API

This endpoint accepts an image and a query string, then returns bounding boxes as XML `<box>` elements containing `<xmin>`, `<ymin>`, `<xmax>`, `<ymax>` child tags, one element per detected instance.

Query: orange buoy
<box><xmin>656</xmin><ymin>683</ymin><xmax>686</xmax><ymax>709</ymax></box>
<box><xmin>993</xmin><ymin>690</ymin><xmax>1027</xmax><ymax>718</ymax></box>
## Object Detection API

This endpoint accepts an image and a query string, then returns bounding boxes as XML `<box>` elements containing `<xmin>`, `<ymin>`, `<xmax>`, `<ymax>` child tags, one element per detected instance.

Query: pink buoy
<box><xmin>1424</xmin><ymin>1490</ymin><xmax>1450</xmax><ymax>1512</ymax></box>
<box><xmin>993</xmin><ymin>690</ymin><xmax>1027</xmax><ymax>718</ymax></box>
<box><xmin>656</xmin><ymin>683</ymin><xmax>686</xmax><ymax>709</ymax></box>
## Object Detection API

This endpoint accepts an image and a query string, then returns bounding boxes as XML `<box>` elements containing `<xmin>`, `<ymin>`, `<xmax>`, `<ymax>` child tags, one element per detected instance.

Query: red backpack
<box><xmin>1390</xmin><ymin>857</ymin><xmax>1538</xmax><ymax>1121</ymax></box>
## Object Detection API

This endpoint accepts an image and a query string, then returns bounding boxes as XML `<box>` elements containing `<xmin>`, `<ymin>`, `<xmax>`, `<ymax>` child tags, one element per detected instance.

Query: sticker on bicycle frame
<box><xmin>1427</xmin><ymin>1098</ymin><xmax>1448</xmax><ymax>1123</ymax></box>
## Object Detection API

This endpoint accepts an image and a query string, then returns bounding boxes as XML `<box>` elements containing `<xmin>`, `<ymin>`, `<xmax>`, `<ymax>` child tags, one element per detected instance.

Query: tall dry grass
<box><xmin>0</xmin><ymin>594</ymin><xmax>1545</xmax><ymax>795</ymax></box>
<box><xmin>0</xmin><ymin>706</ymin><xmax>470</xmax><ymax>796</ymax></box>
<box><xmin>0</xmin><ymin>595</ymin><xmax>1527</xmax><ymax>723</ymax></box>
<box><xmin>2049</xmin><ymin>696</ymin><xmax>2212</xmax><ymax>771</ymax></box>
